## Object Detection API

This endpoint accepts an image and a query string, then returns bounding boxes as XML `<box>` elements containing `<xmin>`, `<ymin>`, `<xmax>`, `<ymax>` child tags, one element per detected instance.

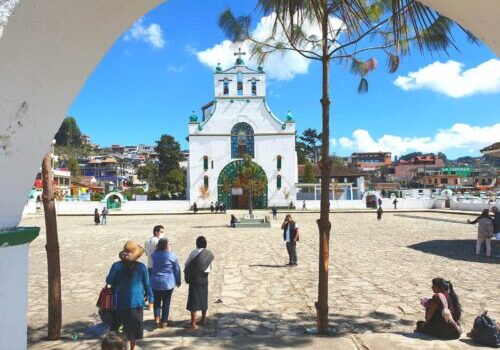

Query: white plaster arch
<box><xmin>102</xmin><ymin>191</ymin><xmax>126</xmax><ymax>205</ymax></box>
<box><xmin>0</xmin><ymin>2</ymin><xmax>164</xmax><ymax>349</ymax></box>
<box><xmin>0</xmin><ymin>0</ymin><xmax>164</xmax><ymax>229</ymax></box>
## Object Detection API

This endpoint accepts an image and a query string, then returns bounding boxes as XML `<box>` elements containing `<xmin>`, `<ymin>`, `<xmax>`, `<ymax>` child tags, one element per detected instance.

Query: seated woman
<box><xmin>416</xmin><ymin>278</ymin><xmax>462</xmax><ymax>339</ymax></box>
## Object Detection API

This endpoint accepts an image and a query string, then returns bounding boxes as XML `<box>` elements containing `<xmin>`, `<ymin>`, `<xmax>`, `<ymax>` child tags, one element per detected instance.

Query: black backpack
<box><xmin>472</xmin><ymin>311</ymin><xmax>500</xmax><ymax>348</ymax></box>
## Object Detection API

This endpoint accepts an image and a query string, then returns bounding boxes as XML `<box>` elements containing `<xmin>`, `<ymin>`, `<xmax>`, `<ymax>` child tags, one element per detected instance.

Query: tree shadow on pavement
<box><xmin>408</xmin><ymin>239</ymin><xmax>499</xmax><ymax>264</ymax></box>
<box><xmin>327</xmin><ymin>312</ymin><xmax>415</xmax><ymax>335</ymax></box>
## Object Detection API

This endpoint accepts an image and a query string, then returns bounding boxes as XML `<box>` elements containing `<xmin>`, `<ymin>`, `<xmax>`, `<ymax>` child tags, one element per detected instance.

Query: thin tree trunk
<box><xmin>316</xmin><ymin>3</ymin><xmax>331</xmax><ymax>335</ymax></box>
<box><xmin>248</xmin><ymin>189</ymin><xmax>253</xmax><ymax>215</ymax></box>
<box><xmin>42</xmin><ymin>152</ymin><xmax>62</xmax><ymax>340</ymax></box>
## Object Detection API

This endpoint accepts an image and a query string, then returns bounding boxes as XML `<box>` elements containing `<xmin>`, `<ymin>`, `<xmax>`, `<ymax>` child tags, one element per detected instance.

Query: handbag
<box><xmin>96</xmin><ymin>284</ymin><xmax>114</xmax><ymax>310</ymax></box>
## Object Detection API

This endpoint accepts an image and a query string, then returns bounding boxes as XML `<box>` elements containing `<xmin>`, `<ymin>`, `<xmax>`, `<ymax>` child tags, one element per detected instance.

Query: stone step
<box><xmin>28</xmin><ymin>333</ymin><xmax>479</xmax><ymax>350</ymax></box>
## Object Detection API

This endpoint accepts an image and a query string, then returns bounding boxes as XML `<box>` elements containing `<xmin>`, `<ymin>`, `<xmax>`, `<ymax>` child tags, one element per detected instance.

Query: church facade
<box><xmin>187</xmin><ymin>54</ymin><xmax>297</xmax><ymax>209</ymax></box>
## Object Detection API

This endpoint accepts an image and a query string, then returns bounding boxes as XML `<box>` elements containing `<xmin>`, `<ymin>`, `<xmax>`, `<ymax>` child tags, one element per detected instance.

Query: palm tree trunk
<box><xmin>42</xmin><ymin>153</ymin><xmax>62</xmax><ymax>340</ymax></box>
<box><xmin>248</xmin><ymin>189</ymin><xmax>253</xmax><ymax>215</ymax></box>
<box><xmin>316</xmin><ymin>3</ymin><xmax>331</xmax><ymax>335</ymax></box>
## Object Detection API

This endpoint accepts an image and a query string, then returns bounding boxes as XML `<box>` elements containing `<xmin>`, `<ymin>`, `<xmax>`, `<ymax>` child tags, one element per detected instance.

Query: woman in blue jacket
<box><xmin>106</xmin><ymin>241</ymin><xmax>153</xmax><ymax>350</ymax></box>
<box><xmin>150</xmin><ymin>238</ymin><xmax>181</xmax><ymax>328</ymax></box>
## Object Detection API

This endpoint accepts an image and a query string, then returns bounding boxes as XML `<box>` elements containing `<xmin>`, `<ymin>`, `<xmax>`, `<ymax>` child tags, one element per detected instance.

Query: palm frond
<box><xmin>357</xmin><ymin>78</ymin><xmax>369</xmax><ymax>94</ymax></box>
<box><xmin>217</xmin><ymin>9</ymin><xmax>251</xmax><ymax>42</ymax></box>
<box><xmin>386</xmin><ymin>53</ymin><xmax>399</xmax><ymax>73</ymax></box>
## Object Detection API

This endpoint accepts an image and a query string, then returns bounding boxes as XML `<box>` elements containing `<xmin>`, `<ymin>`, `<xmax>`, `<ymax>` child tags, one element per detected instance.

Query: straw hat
<box><xmin>120</xmin><ymin>240</ymin><xmax>144</xmax><ymax>261</ymax></box>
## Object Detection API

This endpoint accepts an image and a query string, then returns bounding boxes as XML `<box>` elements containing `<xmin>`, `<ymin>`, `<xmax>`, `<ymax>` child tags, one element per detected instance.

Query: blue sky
<box><xmin>68</xmin><ymin>0</ymin><xmax>500</xmax><ymax>159</ymax></box>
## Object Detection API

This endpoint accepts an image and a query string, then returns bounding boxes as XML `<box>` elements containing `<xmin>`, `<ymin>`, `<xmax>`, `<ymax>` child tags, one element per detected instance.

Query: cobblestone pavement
<box><xmin>23</xmin><ymin>211</ymin><xmax>498</xmax><ymax>344</ymax></box>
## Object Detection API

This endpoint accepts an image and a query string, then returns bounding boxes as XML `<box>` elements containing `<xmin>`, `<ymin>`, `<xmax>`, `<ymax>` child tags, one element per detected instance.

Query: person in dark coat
<box><xmin>377</xmin><ymin>197</ymin><xmax>382</xmax><ymax>208</ymax></box>
<box><xmin>210</xmin><ymin>202</ymin><xmax>214</xmax><ymax>213</ymax></box>
<box><xmin>377</xmin><ymin>207</ymin><xmax>383</xmax><ymax>220</ymax></box>
<box><xmin>184</xmin><ymin>236</ymin><xmax>214</xmax><ymax>329</ymax></box>
<box><xmin>272</xmin><ymin>205</ymin><xmax>278</xmax><ymax>220</ymax></box>
<box><xmin>192</xmin><ymin>202</ymin><xmax>198</xmax><ymax>214</ymax></box>
<box><xmin>393</xmin><ymin>198</ymin><xmax>398</xmax><ymax>209</ymax></box>
<box><xmin>94</xmin><ymin>208</ymin><xmax>100</xmax><ymax>225</ymax></box>
<box><xmin>281</xmin><ymin>215</ymin><xmax>299</xmax><ymax>266</ymax></box>
<box><xmin>230</xmin><ymin>215</ymin><xmax>238</xmax><ymax>228</ymax></box>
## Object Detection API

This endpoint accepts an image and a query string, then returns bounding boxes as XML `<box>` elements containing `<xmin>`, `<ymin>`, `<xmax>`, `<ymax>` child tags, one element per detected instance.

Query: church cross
<box><xmin>234</xmin><ymin>47</ymin><xmax>246</xmax><ymax>59</ymax></box>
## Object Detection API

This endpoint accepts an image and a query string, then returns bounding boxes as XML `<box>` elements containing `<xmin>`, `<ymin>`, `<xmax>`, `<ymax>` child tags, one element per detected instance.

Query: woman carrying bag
<box><xmin>106</xmin><ymin>241</ymin><xmax>153</xmax><ymax>350</ymax></box>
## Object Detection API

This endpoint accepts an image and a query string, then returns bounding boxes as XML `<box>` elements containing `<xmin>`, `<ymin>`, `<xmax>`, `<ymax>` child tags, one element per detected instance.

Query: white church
<box><xmin>187</xmin><ymin>51</ymin><xmax>297</xmax><ymax>209</ymax></box>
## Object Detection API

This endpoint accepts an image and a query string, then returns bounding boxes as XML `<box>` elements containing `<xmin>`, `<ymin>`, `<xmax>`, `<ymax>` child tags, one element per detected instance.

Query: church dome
<box><xmin>235</xmin><ymin>57</ymin><xmax>244</xmax><ymax>65</ymax></box>
<box><xmin>189</xmin><ymin>111</ymin><xmax>198</xmax><ymax>122</ymax></box>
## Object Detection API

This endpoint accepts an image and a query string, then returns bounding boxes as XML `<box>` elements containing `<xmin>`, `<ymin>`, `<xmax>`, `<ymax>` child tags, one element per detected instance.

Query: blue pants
<box><xmin>153</xmin><ymin>289</ymin><xmax>173</xmax><ymax>322</ymax></box>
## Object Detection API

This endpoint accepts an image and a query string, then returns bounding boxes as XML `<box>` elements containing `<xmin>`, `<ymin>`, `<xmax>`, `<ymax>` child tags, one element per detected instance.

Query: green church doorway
<box><xmin>217</xmin><ymin>160</ymin><xmax>268</xmax><ymax>209</ymax></box>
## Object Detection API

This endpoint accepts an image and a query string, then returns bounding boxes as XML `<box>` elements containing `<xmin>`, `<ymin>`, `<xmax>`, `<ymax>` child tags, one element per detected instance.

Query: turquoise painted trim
<box><xmin>263</xmin><ymin>99</ymin><xmax>289</xmax><ymax>128</ymax></box>
<box><xmin>0</xmin><ymin>227</ymin><xmax>40</xmax><ymax>248</ymax></box>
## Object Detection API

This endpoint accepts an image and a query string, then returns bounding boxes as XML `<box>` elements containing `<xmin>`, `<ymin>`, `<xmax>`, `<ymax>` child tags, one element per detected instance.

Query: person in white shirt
<box><xmin>145</xmin><ymin>225</ymin><xmax>164</xmax><ymax>277</ymax></box>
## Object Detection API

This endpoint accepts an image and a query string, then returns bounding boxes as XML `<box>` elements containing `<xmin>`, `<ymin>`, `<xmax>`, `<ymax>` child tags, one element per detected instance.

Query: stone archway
<box><xmin>102</xmin><ymin>191</ymin><xmax>126</xmax><ymax>209</ymax></box>
<box><xmin>0</xmin><ymin>2</ymin><xmax>164</xmax><ymax>348</ymax></box>
<box><xmin>217</xmin><ymin>160</ymin><xmax>268</xmax><ymax>209</ymax></box>
<box><xmin>1</xmin><ymin>1</ymin><xmax>499</xmax><ymax>348</ymax></box>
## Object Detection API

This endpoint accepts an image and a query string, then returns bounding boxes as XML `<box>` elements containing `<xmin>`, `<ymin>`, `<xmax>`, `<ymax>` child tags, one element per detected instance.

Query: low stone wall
<box><xmin>54</xmin><ymin>200</ymin><xmax>191</xmax><ymax>214</ymax></box>
<box><xmin>300</xmin><ymin>198</ymin><xmax>436</xmax><ymax>210</ymax></box>
<box><xmin>450</xmin><ymin>201</ymin><xmax>498</xmax><ymax>212</ymax></box>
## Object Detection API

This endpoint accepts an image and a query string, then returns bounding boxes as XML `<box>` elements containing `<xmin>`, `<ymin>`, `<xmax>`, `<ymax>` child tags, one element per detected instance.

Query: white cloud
<box><xmin>394</xmin><ymin>59</ymin><xmax>500</xmax><ymax>98</ymax></box>
<box><xmin>335</xmin><ymin>123</ymin><xmax>500</xmax><ymax>156</ymax></box>
<box><xmin>124</xmin><ymin>18</ymin><xmax>165</xmax><ymax>49</ymax></box>
<box><xmin>195</xmin><ymin>13</ymin><xmax>342</xmax><ymax>81</ymax></box>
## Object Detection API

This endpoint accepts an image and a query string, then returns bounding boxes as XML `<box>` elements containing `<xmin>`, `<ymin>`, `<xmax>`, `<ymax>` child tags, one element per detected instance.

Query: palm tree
<box><xmin>218</xmin><ymin>0</ymin><xmax>475</xmax><ymax>334</ymax></box>
<box><xmin>41</xmin><ymin>152</ymin><xmax>62</xmax><ymax>339</ymax></box>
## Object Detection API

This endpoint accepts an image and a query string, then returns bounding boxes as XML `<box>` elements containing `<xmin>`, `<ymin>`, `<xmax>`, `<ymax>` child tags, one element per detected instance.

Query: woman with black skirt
<box><xmin>184</xmin><ymin>236</ymin><xmax>214</xmax><ymax>329</ymax></box>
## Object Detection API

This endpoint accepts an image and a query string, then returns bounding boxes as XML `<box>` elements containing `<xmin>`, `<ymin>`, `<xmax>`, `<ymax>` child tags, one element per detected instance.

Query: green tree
<box><xmin>218</xmin><ymin>0</ymin><xmax>472</xmax><ymax>334</ymax></box>
<box><xmin>54</xmin><ymin>116</ymin><xmax>82</xmax><ymax>146</ymax></box>
<box><xmin>137</xmin><ymin>161</ymin><xmax>159</xmax><ymax>190</ymax></box>
<box><xmin>165</xmin><ymin>168</ymin><xmax>186</xmax><ymax>197</ymax></box>
<box><xmin>155</xmin><ymin>134</ymin><xmax>186</xmax><ymax>194</ymax></box>
<box><xmin>299</xmin><ymin>128</ymin><xmax>322</xmax><ymax>162</ymax></box>
<box><xmin>237</xmin><ymin>154</ymin><xmax>267</xmax><ymax>215</ymax></box>
<box><xmin>303</xmin><ymin>160</ymin><xmax>316</xmax><ymax>184</ymax></box>
<box><xmin>66</xmin><ymin>156</ymin><xmax>81</xmax><ymax>181</ymax></box>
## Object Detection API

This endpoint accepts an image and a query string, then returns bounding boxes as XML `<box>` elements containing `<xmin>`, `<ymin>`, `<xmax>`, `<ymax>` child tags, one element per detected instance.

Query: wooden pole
<box><xmin>42</xmin><ymin>152</ymin><xmax>62</xmax><ymax>340</ymax></box>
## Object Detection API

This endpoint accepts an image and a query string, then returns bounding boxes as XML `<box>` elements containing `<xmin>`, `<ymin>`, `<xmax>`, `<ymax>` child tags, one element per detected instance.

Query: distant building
<box><xmin>82</xmin><ymin>157</ymin><xmax>128</xmax><ymax>189</ymax></box>
<box><xmin>80</xmin><ymin>134</ymin><xmax>91</xmax><ymax>145</ymax></box>
<box><xmin>481</xmin><ymin>142</ymin><xmax>500</xmax><ymax>158</ymax></box>
<box><xmin>111</xmin><ymin>144</ymin><xmax>125</xmax><ymax>153</ymax></box>
<box><xmin>390</xmin><ymin>155</ymin><xmax>445</xmax><ymax>182</ymax></box>
<box><xmin>350</xmin><ymin>152</ymin><xmax>391</xmax><ymax>171</ymax></box>
<box><xmin>34</xmin><ymin>168</ymin><xmax>72</xmax><ymax>196</ymax></box>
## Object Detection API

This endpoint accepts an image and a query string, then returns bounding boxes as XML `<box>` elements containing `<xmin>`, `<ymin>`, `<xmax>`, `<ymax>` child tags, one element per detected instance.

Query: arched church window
<box><xmin>277</xmin><ymin>175</ymin><xmax>282</xmax><ymax>189</ymax></box>
<box><xmin>277</xmin><ymin>155</ymin><xmax>282</xmax><ymax>170</ymax></box>
<box><xmin>251</xmin><ymin>78</ymin><xmax>257</xmax><ymax>96</ymax></box>
<box><xmin>231</xmin><ymin>123</ymin><xmax>254</xmax><ymax>158</ymax></box>
<box><xmin>223</xmin><ymin>79</ymin><xmax>229</xmax><ymax>95</ymax></box>
<box><xmin>237</xmin><ymin>72</ymin><xmax>243</xmax><ymax>96</ymax></box>
<box><xmin>204</xmin><ymin>175</ymin><xmax>209</xmax><ymax>188</ymax></box>
<box><xmin>203</xmin><ymin>156</ymin><xmax>208</xmax><ymax>171</ymax></box>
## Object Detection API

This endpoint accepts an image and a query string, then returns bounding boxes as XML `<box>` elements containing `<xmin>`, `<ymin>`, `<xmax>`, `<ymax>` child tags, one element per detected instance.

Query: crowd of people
<box><xmin>101</xmin><ymin>228</ymin><xmax>214</xmax><ymax>350</ymax></box>
<box><xmin>95</xmin><ymin>206</ymin><xmax>500</xmax><ymax>349</ymax></box>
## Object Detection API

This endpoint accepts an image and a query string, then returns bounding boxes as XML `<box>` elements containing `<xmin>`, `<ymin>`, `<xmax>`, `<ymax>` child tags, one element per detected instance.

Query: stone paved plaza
<box><xmin>23</xmin><ymin>211</ymin><xmax>498</xmax><ymax>348</ymax></box>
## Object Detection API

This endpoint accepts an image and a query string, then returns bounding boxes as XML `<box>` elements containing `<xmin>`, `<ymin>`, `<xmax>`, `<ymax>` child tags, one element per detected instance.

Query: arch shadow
<box><xmin>408</xmin><ymin>239</ymin><xmax>499</xmax><ymax>264</ymax></box>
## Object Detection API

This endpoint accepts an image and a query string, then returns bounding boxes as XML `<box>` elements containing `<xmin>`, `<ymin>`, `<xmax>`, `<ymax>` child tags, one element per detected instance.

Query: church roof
<box><xmin>219</xmin><ymin>65</ymin><xmax>261</xmax><ymax>74</ymax></box>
